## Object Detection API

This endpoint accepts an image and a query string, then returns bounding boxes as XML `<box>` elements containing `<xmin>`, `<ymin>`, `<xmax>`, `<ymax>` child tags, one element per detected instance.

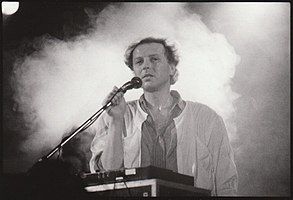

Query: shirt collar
<box><xmin>139</xmin><ymin>90</ymin><xmax>185</xmax><ymax>114</ymax></box>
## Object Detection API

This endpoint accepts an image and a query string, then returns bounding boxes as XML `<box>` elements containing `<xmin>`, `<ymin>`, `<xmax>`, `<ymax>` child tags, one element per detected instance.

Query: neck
<box><xmin>144</xmin><ymin>84</ymin><xmax>172</xmax><ymax>108</ymax></box>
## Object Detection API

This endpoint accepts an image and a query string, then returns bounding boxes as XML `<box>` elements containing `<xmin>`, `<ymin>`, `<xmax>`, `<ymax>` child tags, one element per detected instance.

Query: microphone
<box><xmin>118</xmin><ymin>77</ymin><xmax>142</xmax><ymax>93</ymax></box>
<box><xmin>104</xmin><ymin>77</ymin><xmax>142</xmax><ymax>108</ymax></box>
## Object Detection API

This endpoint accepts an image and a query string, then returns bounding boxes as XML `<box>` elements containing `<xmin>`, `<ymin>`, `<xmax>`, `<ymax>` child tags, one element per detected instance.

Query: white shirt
<box><xmin>90</xmin><ymin>92</ymin><xmax>238</xmax><ymax>196</ymax></box>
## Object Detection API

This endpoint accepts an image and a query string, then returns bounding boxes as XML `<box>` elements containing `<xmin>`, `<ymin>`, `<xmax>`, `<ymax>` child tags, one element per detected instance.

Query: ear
<box><xmin>169</xmin><ymin>64</ymin><xmax>176</xmax><ymax>75</ymax></box>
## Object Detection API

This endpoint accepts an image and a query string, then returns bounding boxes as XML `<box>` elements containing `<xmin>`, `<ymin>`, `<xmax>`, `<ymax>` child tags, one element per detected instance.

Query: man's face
<box><xmin>132</xmin><ymin>43</ymin><xmax>175</xmax><ymax>92</ymax></box>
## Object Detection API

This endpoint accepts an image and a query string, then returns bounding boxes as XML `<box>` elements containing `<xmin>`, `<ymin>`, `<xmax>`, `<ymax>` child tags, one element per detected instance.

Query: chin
<box><xmin>142</xmin><ymin>82</ymin><xmax>158</xmax><ymax>92</ymax></box>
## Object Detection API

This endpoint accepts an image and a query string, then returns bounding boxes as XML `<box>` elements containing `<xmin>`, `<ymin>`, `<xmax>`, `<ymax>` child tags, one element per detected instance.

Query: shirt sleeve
<box><xmin>89</xmin><ymin>112</ymin><xmax>109</xmax><ymax>173</ymax></box>
<box><xmin>207</xmin><ymin>114</ymin><xmax>238</xmax><ymax>196</ymax></box>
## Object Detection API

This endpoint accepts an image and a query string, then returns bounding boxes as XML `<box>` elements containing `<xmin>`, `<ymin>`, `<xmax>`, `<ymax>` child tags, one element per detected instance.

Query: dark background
<box><xmin>2</xmin><ymin>2</ymin><xmax>290</xmax><ymax>196</ymax></box>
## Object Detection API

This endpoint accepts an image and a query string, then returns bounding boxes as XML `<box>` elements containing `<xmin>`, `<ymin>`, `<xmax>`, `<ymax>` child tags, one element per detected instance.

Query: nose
<box><xmin>142</xmin><ymin>59</ymin><xmax>151</xmax><ymax>70</ymax></box>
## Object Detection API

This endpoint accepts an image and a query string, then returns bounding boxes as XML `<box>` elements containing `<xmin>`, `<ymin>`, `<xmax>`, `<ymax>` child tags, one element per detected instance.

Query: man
<box><xmin>89</xmin><ymin>37</ymin><xmax>238</xmax><ymax>196</ymax></box>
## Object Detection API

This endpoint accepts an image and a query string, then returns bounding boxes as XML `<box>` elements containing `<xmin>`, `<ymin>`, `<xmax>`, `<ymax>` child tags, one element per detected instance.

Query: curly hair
<box><xmin>124</xmin><ymin>37</ymin><xmax>179</xmax><ymax>85</ymax></box>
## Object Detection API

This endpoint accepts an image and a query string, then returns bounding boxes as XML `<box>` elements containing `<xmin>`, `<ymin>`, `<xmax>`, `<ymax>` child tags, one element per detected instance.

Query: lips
<box><xmin>142</xmin><ymin>74</ymin><xmax>154</xmax><ymax>79</ymax></box>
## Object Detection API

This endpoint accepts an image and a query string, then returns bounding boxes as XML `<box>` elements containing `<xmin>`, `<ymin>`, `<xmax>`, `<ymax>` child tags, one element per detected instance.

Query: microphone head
<box><xmin>131</xmin><ymin>77</ymin><xmax>142</xmax><ymax>89</ymax></box>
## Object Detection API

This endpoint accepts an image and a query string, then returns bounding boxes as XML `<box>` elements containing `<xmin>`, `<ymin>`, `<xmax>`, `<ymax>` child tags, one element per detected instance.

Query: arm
<box><xmin>208</xmin><ymin>115</ymin><xmax>238</xmax><ymax>196</ymax></box>
<box><xmin>99</xmin><ymin>117</ymin><xmax>125</xmax><ymax>171</ymax></box>
<box><xmin>89</xmin><ymin>86</ymin><xmax>127</xmax><ymax>172</ymax></box>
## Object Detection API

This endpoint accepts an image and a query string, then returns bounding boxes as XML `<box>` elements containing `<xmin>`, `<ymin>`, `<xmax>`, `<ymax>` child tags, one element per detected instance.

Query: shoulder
<box><xmin>185</xmin><ymin>101</ymin><xmax>220</xmax><ymax>121</ymax></box>
<box><xmin>185</xmin><ymin>101</ymin><xmax>226</xmax><ymax>145</ymax></box>
<box><xmin>185</xmin><ymin>101</ymin><xmax>224</xmax><ymax>133</ymax></box>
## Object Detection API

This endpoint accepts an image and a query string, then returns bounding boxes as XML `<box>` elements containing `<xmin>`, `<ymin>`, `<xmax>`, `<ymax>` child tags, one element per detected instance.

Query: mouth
<box><xmin>142</xmin><ymin>74</ymin><xmax>154</xmax><ymax>79</ymax></box>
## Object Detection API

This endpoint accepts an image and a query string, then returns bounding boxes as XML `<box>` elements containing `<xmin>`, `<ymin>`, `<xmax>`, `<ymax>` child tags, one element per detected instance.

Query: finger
<box><xmin>111</xmin><ymin>92</ymin><xmax>125</xmax><ymax>106</ymax></box>
<box><xmin>103</xmin><ymin>86</ymin><xmax>119</xmax><ymax>104</ymax></box>
<box><xmin>113</xmin><ymin>91</ymin><xmax>123</xmax><ymax>100</ymax></box>
<box><xmin>112</xmin><ymin>86</ymin><xmax>119</xmax><ymax>93</ymax></box>
<box><xmin>109</xmin><ymin>86</ymin><xmax>120</xmax><ymax>98</ymax></box>
<box><xmin>105</xmin><ymin>106</ymin><xmax>112</xmax><ymax>112</ymax></box>
<box><xmin>109</xmin><ymin>93</ymin><xmax>120</xmax><ymax>104</ymax></box>
<box><xmin>111</xmin><ymin>95</ymin><xmax>121</xmax><ymax>105</ymax></box>
<box><xmin>109</xmin><ymin>88</ymin><xmax>118</xmax><ymax>97</ymax></box>
<box><xmin>113</xmin><ymin>91</ymin><xmax>124</xmax><ymax>102</ymax></box>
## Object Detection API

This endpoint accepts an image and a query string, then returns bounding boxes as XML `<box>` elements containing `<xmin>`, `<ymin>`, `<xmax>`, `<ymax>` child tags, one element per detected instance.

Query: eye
<box><xmin>150</xmin><ymin>57</ymin><xmax>160</xmax><ymax>62</ymax></box>
<box><xmin>134</xmin><ymin>59</ymin><xmax>143</xmax><ymax>65</ymax></box>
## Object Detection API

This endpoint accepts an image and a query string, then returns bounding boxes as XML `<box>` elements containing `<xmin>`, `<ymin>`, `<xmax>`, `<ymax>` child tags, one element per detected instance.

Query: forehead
<box><xmin>133</xmin><ymin>43</ymin><xmax>165</xmax><ymax>58</ymax></box>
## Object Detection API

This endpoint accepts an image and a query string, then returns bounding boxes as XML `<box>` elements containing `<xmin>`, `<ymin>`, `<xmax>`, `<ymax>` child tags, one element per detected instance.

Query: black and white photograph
<box><xmin>2</xmin><ymin>2</ymin><xmax>290</xmax><ymax>198</ymax></box>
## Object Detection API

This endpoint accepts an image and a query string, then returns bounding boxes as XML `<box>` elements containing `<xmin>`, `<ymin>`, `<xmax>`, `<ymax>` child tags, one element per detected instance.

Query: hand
<box><xmin>103</xmin><ymin>86</ymin><xmax>126</xmax><ymax>120</ymax></box>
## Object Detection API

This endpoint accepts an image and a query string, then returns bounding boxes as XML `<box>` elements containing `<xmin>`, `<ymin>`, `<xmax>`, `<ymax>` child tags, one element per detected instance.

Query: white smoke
<box><xmin>12</xmin><ymin>3</ymin><xmax>240</xmax><ymax>165</ymax></box>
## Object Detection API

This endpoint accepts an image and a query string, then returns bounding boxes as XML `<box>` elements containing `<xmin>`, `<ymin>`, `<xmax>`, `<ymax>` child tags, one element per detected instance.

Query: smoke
<box><xmin>205</xmin><ymin>3</ymin><xmax>290</xmax><ymax>195</ymax></box>
<box><xmin>11</xmin><ymin>3</ymin><xmax>239</xmax><ymax>167</ymax></box>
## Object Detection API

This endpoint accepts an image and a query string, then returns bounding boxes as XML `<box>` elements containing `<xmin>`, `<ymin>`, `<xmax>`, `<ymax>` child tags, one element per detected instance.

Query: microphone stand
<box><xmin>24</xmin><ymin>99</ymin><xmax>113</xmax><ymax>198</ymax></box>
<box><xmin>24</xmin><ymin>78</ymin><xmax>142</xmax><ymax>200</ymax></box>
<box><xmin>37</xmin><ymin>100</ymin><xmax>113</xmax><ymax>163</ymax></box>
<box><xmin>28</xmin><ymin>92</ymin><xmax>118</xmax><ymax>174</ymax></box>
<box><xmin>27</xmin><ymin>77</ymin><xmax>142</xmax><ymax>173</ymax></box>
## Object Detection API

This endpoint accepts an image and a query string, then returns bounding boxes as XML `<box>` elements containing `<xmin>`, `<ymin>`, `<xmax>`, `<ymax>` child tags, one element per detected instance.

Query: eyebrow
<box><xmin>149</xmin><ymin>54</ymin><xmax>160</xmax><ymax>57</ymax></box>
<box><xmin>134</xmin><ymin>54</ymin><xmax>160</xmax><ymax>59</ymax></box>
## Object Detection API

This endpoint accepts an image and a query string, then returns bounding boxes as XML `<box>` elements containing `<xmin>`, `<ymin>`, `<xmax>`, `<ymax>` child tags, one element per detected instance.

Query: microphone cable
<box><xmin>122</xmin><ymin>180</ymin><xmax>132</xmax><ymax>197</ymax></box>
